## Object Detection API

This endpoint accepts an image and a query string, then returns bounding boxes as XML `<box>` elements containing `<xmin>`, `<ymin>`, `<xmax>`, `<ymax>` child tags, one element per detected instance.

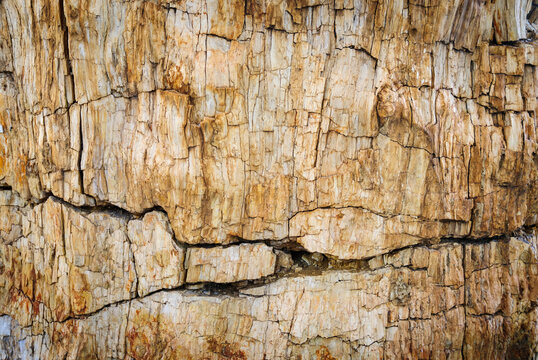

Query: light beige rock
<box><xmin>2</xmin><ymin>235</ymin><xmax>536</xmax><ymax>359</ymax></box>
<box><xmin>0</xmin><ymin>196</ymin><xmax>137</xmax><ymax>322</ymax></box>
<box><xmin>185</xmin><ymin>243</ymin><xmax>277</xmax><ymax>283</ymax></box>
<box><xmin>34</xmin><ymin>106</ymin><xmax>95</xmax><ymax>206</ymax></box>
<box><xmin>2</xmin><ymin>0</ymin><xmax>537</xmax><ymax>257</ymax></box>
<box><xmin>0</xmin><ymin>190</ymin><xmax>26</xmax><ymax>244</ymax></box>
<box><xmin>1</xmin><ymin>0</ymin><xmax>537</xmax><ymax>357</ymax></box>
<box><xmin>128</xmin><ymin>211</ymin><xmax>186</xmax><ymax>296</ymax></box>
<box><xmin>290</xmin><ymin>207</ymin><xmax>468</xmax><ymax>259</ymax></box>
<box><xmin>2</xmin><ymin>0</ymin><xmax>72</xmax><ymax>114</ymax></box>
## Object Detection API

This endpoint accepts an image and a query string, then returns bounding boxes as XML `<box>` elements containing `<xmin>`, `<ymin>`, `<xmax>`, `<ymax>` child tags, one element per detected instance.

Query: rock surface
<box><xmin>1</xmin><ymin>227</ymin><xmax>537</xmax><ymax>359</ymax></box>
<box><xmin>185</xmin><ymin>243</ymin><xmax>277</xmax><ymax>283</ymax></box>
<box><xmin>128</xmin><ymin>211</ymin><xmax>186</xmax><ymax>296</ymax></box>
<box><xmin>0</xmin><ymin>0</ymin><xmax>537</xmax><ymax>358</ymax></box>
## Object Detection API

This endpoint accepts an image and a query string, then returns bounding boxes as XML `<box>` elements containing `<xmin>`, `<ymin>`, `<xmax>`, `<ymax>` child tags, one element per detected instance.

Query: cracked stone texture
<box><xmin>0</xmin><ymin>191</ymin><xmax>137</xmax><ymax>323</ymax></box>
<box><xmin>1</xmin><ymin>227</ymin><xmax>537</xmax><ymax>359</ymax></box>
<box><xmin>0</xmin><ymin>0</ymin><xmax>538</xmax><ymax>358</ymax></box>
<box><xmin>128</xmin><ymin>211</ymin><xmax>186</xmax><ymax>296</ymax></box>
<box><xmin>0</xmin><ymin>0</ymin><xmax>537</xmax><ymax>257</ymax></box>
<box><xmin>185</xmin><ymin>243</ymin><xmax>277</xmax><ymax>283</ymax></box>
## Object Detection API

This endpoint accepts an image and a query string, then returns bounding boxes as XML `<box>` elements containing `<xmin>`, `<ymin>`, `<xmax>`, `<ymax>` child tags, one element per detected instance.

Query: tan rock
<box><xmin>0</xmin><ymin>0</ymin><xmax>537</xmax><ymax>357</ymax></box>
<box><xmin>2</xmin><ymin>0</ymin><xmax>72</xmax><ymax>113</ymax></box>
<box><xmin>3</xmin><ymin>237</ymin><xmax>534</xmax><ymax>359</ymax></box>
<box><xmin>290</xmin><ymin>207</ymin><xmax>468</xmax><ymax>259</ymax></box>
<box><xmin>464</xmin><ymin>235</ymin><xmax>538</xmax><ymax>317</ymax></box>
<box><xmin>2</xmin><ymin>0</ymin><xmax>536</xmax><ymax>254</ymax></box>
<box><xmin>128</xmin><ymin>211</ymin><xmax>186</xmax><ymax>296</ymax></box>
<box><xmin>0</xmin><ymin>197</ymin><xmax>137</xmax><ymax>322</ymax></box>
<box><xmin>0</xmin><ymin>190</ymin><xmax>26</xmax><ymax>244</ymax></box>
<box><xmin>207</xmin><ymin>0</ymin><xmax>245</xmax><ymax>40</ymax></box>
<box><xmin>463</xmin><ymin>234</ymin><xmax>538</xmax><ymax>359</ymax></box>
<box><xmin>185</xmin><ymin>243</ymin><xmax>277</xmax><ymax>283</ymax></box>
<box><xmin>34</xmin><ymin>106</ymin><xmax>94</xmax><ymax>206</ymax></box>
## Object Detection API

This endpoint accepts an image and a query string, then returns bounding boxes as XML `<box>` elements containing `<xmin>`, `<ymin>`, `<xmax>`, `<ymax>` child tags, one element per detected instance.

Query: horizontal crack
<box><xmin>3</xmin><ymin>188</ymin><xmax>534</xmax><ymax>260</ymax></box>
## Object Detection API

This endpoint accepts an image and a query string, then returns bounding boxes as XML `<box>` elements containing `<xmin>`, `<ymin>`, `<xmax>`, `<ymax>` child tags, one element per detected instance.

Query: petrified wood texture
<box><xmin>0</xmin><ymin>0</ymin><xmax>537</xmax><ymax>358</ymax></box>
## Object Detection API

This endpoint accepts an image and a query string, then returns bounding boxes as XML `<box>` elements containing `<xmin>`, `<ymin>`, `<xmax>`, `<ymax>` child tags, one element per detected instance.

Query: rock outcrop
<box><xmin>0</xmin><ymin>0</ymin><xmax>537</xmax><ymax>358</ymax></box>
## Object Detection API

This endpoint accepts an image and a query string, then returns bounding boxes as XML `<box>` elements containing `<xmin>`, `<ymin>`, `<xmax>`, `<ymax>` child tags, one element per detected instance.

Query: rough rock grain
<box><xmin>1</xmin><ymin>0</ymin><xmax>537</xmax><ymax>358</ymax></box>
<box><xmin>128</xmin><ymin>211</ymin><xmax>186</xmax><ymax>296</ymax></box>
<box><xmin>1</xmin><ymin>0</ymin><xmax>537</xmax><ymax>257</ymax></box>
<box><xmin>1</xmin><ymin>232</ymin><xmax>537</xmax><ymax>359</ymax></box>
<box><xmin>0</xmin><ymin>192</ymin><xmax>136</xmax><ymax>323</ymax></box>
<box><xmin>185</xmin><ymin>243</ymin><xmax>277</xmax><ymax>283</ymax></box>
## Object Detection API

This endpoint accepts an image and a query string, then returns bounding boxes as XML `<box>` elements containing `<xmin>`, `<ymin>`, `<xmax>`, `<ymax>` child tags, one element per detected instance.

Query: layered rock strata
<box><xmin>0</xmin><ymin>0</ymin><xmax>538</xmax><ymax>358</ymax></box>
<box><xmin>0</xmin><ymin>189</ymin><xmax>537</xmax><ymax>358</ymax></box>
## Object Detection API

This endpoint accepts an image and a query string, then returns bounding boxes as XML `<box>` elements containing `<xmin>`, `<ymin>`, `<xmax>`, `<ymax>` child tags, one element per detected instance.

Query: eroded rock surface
<box><xmin>185</xmin><ymin>243</ymin><xmax>277</xmax><ymax>283</ymax></box>
<box><xmin>0</xmin><ymin>0</ymin><xmax>537</xmax><ymax>358</ymax></box>
<box><xmin>1</xmin><ymin>0</ymin><xmax>537</xmax><ymax>255</ymax></box>
<box><xmin>0</xmin><ymin>192</ymin><xmax>137</xmax><ymax>323</ymax></box>
<box><xmin>128</xmin><ymin>211</ymin><xmax>186</xmax><ymax>296</ymax></box>
<box><xmin>1</xmin><ymin>224</ymin><xmax>537</xmax><ymax>359</ymax></box>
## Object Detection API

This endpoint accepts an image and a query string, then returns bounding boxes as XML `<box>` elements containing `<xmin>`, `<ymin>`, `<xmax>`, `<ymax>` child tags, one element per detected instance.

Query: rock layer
<box><xmin>0</xmin><ymin>0</ymin><xmax>537</xmax><ymax>358</ymax></box>
<box><xmin>1</xmin><ymin>218</ymin><xmax>537</xmax><ymax>358</ymax></box>
<box><xmin>1</xmin><ymin>0</ymin><xmax>537</xmax><ymax>254</ymax></box>
<box><xmin>185</xmin><ymin>243</ymin><xmax>277</xmax><ymax>283</ymax></box>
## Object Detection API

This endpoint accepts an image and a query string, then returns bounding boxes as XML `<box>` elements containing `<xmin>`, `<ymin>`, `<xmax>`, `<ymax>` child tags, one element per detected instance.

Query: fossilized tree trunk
<box><xmin>0</xmin><ymin>0</ymin><xmax>538</xmax><ymax>358</ymax></box>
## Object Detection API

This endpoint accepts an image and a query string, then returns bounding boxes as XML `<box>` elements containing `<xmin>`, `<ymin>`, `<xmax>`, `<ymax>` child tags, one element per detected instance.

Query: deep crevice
<box><xmin>11</xmin><ymin>225</ymin><xmax>537</xmax><ymax>333</ymax></box>
<box><xmin>58</xmin><ymin>0</ymin><xmax>75</xmax><ymax>104</ymax></box>
<box><xmin>50</xmin><ymin>194</ymin><xmax>134</xmax><ymax>220</ymax></box>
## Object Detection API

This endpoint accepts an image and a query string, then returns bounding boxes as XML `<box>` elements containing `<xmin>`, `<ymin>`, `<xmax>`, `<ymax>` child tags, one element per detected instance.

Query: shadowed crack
<box><xmin>34</xmin><ymin>226</ymin><xmax>536</xmax><ymax>327</ymax></box>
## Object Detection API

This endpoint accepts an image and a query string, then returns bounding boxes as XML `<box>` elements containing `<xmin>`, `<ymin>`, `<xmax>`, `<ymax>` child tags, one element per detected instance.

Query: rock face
<box><xmin>0</xmin><ymin>0</ymin><xmax>537</xmax><ymax>358</ymax></box>
<box><xmin>185</xmin><ymin>243</ymin><xmax>277</xmax><ymax>283</ymax></box>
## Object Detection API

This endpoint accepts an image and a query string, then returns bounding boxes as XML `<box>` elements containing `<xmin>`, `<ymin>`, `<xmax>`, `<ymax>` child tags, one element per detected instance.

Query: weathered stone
<box><xmin>463</xmin><ymin>234</ymin><xmax>538</xmax><ymax>359</ymax></box>
<box><xmin>128</xmin><ymin>211</ymin><xmax>186</xmax><ymax>296</ymax></box>
<box><xmin>0</xmin><ymin>196</ymin><xmax>137</xmax><ymax>323</ymax></box>
<box><xmin>1</xmin><ymin>235</ymin><xmax>536</xmax><ymax>359</ymax></box>
<box><xmin>290</xmin><ymin>207</ymin><xmax>469</xmax><ymax>259</ymax></box>
<box><xmin>0</xmin><ymin>0</ymin><xmax>537</xmax><ymax>357</ymax></box>
<box><xmin>185</xmin><ymin>243</ymin><xmax>277</xmax><ymax>283</ymax></box>
<box><xmin>2</xmin><ymin>0</ymin><xmax>537</xmax><ymax>255</ymax></box>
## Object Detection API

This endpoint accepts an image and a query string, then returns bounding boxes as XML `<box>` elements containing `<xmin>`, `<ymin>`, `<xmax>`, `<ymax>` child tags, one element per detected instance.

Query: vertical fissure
<box><xmin>58</xmin><ymin>0</ymin><xmax>85</xmax><ymax>197</ymax></box>
<box><xmin>58</xmin><ymin>0</ymin><xmax>75</xmax><ymax>105</ymax></box>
